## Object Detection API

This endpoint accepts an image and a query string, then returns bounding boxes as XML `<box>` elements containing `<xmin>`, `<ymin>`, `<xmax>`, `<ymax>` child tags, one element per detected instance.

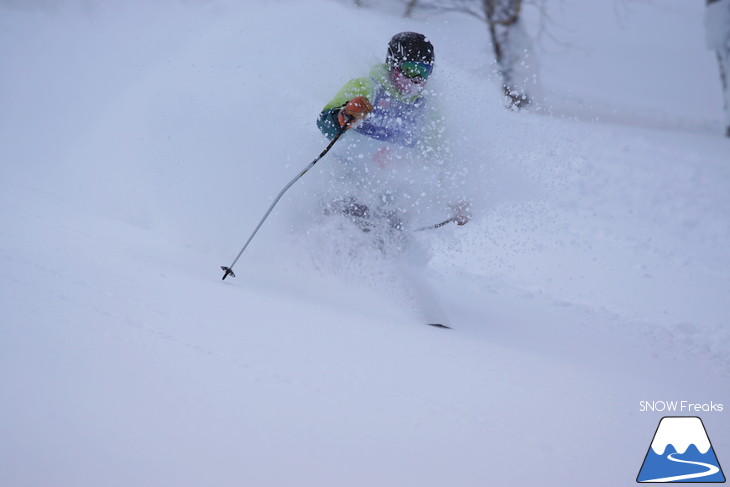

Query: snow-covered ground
<box><xmin>1</xmin><ymin>1</ymin><xmax>728</xmax><ymax>486</ymax></box>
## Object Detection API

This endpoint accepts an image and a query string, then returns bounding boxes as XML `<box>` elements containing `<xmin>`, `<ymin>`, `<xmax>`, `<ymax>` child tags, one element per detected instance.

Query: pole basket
<box><xmin>221</xmin><ymin>266</ymin><xmax>236</xmax><ymax>280</ymax></box>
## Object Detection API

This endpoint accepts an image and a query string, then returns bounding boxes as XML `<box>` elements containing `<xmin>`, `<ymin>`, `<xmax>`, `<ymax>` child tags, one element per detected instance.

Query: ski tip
<box><xmin>426</xmin><ymin>323</ymin><xmax>452</xmax><ymax>329</ymax></box>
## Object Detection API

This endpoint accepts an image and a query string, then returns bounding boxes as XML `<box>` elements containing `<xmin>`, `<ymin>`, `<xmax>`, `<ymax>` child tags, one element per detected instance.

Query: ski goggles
<box><xmin>398</xmin><ymin>61</ymin><xmax>433</xmax><ymax>80</ymax></box>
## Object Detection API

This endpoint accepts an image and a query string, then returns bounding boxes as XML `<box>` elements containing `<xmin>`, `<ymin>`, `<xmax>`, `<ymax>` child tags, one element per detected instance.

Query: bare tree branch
<box><xmin>416</xmin><ymin>3</ymin><xmax>486</xmax><ymax>22</ymax></box>
<box><xmin>403</xmin><ymin>0</ymin><xmax>419</xmax><ymax>17</ymax></box>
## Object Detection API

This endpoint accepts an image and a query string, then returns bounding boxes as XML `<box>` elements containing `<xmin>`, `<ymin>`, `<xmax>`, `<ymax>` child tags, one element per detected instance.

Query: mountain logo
<box><xmin>637</xmin><ymin>416</ymin><xmax>726</xmax><ymax>483</ymax></box>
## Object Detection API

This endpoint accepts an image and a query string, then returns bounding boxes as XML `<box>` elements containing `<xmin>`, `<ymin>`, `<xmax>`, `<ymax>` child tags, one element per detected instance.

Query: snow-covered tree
<box><xmin>706</xmin><ymin>0</ymin><xmax>730</xmax><ymax>137</ymax></box>
<box><xmin>404</xmin><ymin>0</ymin><xmax>537</xmax><ymax>109</ymax></box>
<box><xmin>483</xmin><ymin>0</ymin><xmax>532</xmax><ymax>108</ymax></box>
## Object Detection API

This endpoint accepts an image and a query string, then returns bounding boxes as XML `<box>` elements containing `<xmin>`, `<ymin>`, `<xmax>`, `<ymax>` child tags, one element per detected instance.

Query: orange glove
<box><xmin>338</xmin><ymin>96</ymin><xmax>373</xmax><ymax>127</ymax></box>
<box><xmin>451</xmin><ymin>201</ymin><xmax>472</xmax><ymax>226</ymax></box>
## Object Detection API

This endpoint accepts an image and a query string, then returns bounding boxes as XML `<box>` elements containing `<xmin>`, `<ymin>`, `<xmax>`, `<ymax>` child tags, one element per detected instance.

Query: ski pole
<box><xmin>221</xmin><ymin>118</ymin><xmax>352</xmax><ymax>280</ymax></box>
<box><xmin>414</xmin><ymin>217</ymin><xmax>458</xmax><ymax>232</ymax></box>
<box><xmin>415</xmin><ymin>202</ymin><xmax>472</xmax><ymax>232</ymax></box>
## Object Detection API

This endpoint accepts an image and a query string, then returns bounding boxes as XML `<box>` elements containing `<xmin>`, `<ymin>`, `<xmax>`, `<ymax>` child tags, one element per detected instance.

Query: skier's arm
<box><xmin>317</xmin><ymin>77</ymin><xmax>374</xmax><ymax>139</ymax></box>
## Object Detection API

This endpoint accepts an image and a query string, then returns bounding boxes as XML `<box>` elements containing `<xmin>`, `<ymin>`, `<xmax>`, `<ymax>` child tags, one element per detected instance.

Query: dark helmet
<box><xmin>386</xmin><ymin>32</ymin><xmax>434</xmax><ymax>69</ymax></box>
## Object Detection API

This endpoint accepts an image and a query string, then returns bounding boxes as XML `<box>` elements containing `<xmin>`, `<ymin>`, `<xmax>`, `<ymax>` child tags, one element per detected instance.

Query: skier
<box><xmin>315</xmin><ymin>32</ymin><xmax>470</xmax><ymax>328</ymax></box>
<box><xmin>316</xmin><ymin>31</ymin><xmax>470</xmax><ymax>235</ymax></box>
<box><xmin>220</xmin><ymin>33</ymin><xmax>469</xmax><ymax>297</ymax></box>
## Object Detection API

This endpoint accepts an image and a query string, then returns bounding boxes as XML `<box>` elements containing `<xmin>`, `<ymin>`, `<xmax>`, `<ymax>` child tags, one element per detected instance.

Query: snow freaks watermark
<box><xmin>636</xmin><ymin>416</ymin><xmax>726</xmax><ymax>483</ymax></box>
<box><xmin>639</xmin><ymin>401</ymin><xmax>724</xmax><ymax>413</ymax></box>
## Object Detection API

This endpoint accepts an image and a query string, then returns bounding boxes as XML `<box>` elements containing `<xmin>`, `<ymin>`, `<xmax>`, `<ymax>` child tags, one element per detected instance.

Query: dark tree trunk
<box><xmin>483</xmin><ymin>0</ymin><xmax>530</xmax><ymax>109</ymax></box>
<box><xmin>403</xmin><ymin>0</ymin><xmax>419</xmax><ymax>17</ymax></box>
<box><xmin>707</xmin><ymin>0</ymin><xmax>730</xmax><ymax>137</ymax></box>
<box><xmin>719</xmin><ymin>52</ymin><xmax>730</xmax><ymax>137</ymax></box>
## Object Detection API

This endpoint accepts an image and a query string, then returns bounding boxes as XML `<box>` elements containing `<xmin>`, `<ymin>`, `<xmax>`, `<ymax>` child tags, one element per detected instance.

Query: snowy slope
<box><xmin>1</xmin><ymin>1</ymin><xmax>728</xmax><ymax>486</ymax></box>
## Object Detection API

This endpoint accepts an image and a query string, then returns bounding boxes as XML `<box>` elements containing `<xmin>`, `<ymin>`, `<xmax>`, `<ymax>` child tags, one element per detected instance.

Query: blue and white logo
<box><xmin>637</xmin><ymin>416</ymin><xmax>725</xmax><ymax>483</ymax></box>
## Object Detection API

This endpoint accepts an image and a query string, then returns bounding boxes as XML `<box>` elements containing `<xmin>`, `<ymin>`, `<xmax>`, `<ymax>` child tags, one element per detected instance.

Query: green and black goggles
<box><xmin>399</xmin><ymin>61</ymin><xmax>433</xmax><ymax>80</ymax></box>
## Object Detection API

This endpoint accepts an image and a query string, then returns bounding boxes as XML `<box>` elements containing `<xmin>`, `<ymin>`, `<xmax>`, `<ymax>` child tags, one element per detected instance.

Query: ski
<box><xmin>427</xmin><ymin>323</ymin><xmax>452</xmax><ymax>329</ymax></box>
